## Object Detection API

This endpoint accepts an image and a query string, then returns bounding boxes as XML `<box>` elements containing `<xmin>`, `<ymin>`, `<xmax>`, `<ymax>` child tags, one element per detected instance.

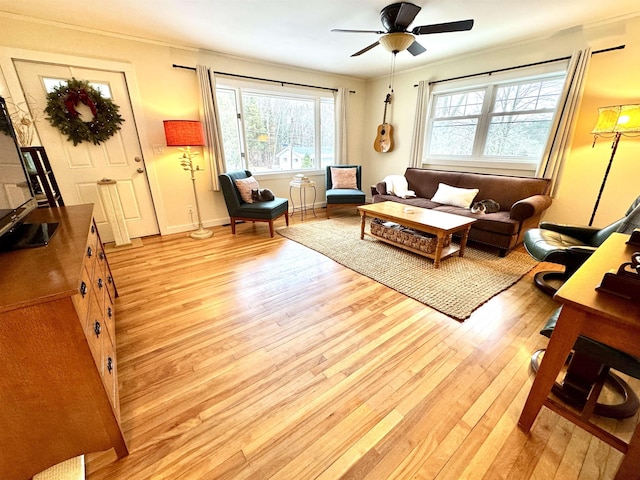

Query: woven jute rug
<box><xmin>277</xmin><ymin>215</ymin><xmax>537</xmax><ymax>321</ymax></box>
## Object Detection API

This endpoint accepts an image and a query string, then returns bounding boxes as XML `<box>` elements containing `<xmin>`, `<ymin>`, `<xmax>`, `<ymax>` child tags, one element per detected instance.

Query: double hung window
<box><xmin>423</xmin><ymin>72</ymin><xmax>567</xmax><ymax>172</ymax></box>
<box><xmin>216</xmin><ymin>82</ymin><xmax>335</xmax><ymax>174</ymax></box>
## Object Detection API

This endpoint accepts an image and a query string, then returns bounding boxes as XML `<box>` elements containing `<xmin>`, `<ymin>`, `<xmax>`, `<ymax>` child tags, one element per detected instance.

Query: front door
<box><xmin>14</xmin><ymin>60</ymin><xmax>158</xmax><ymax>242</ymax></box>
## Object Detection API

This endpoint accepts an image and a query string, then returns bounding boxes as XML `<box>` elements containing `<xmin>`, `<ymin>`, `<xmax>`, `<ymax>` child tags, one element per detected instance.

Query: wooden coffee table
<box><xmin>357</xmin><ymin>201</ymin><xmax>476</xmax><ymax>268</ymax></box>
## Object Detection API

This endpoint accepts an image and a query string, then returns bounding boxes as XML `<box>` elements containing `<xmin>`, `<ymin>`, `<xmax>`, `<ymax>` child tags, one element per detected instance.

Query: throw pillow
<box><xmin>235</xmin><ymin>176</ymin><xmax>260</xmax><ymax>203</ymax></box>
<box><xmin>331</xmin><ymin>167</ymin><xmax>357</xmax><ymax>189</ymax></box>
<box><xmin>431</xmin><ymin>183</ymin><xmax>479</xmax><ymax>208</ymax></box>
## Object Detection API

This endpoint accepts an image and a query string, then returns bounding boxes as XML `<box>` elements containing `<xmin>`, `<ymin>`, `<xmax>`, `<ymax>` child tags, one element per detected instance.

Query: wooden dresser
<box><xmin>0</xmin><ymin>205</ymin><xmax>128</xmax><ymax>480</ymax></box>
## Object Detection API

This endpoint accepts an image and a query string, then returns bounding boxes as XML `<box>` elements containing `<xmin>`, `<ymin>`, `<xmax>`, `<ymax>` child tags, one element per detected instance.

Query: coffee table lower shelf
<box><xmin>365</xmin><ymin>231</ymin><xmax>461</xmax><ymax>264</ymax></box>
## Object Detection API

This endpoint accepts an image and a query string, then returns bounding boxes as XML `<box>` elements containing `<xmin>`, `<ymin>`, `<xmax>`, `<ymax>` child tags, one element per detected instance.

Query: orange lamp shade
<box><xmin>163</xmin><ymin>120</ymin><xmax>205</xmax><ymax>147</ymax></box>
<box><xmin>591</xmin><ymin>104</ymin><xmax>640</xmax><ymax>134</ymax></box>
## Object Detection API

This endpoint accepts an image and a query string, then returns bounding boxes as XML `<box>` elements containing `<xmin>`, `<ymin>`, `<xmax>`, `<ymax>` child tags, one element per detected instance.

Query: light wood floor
<box><xmin>87</xmin><ymin>210</ymin><xmax>639</xmax><ymax>479</ymax></box>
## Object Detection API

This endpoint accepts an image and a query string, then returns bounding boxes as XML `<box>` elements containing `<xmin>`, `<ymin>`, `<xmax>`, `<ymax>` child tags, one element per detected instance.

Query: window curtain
<box><xmin>196</xmin><ymin>64</ymin><xmax>226</xmax><ymax>191</ymax></box>
<box><xmin>409</xmin><ymin>80</ymin><xmax>431</xmax><ymax>168</ymax></box>
<box><xmin>536</xmin><ymin>48</ymin><xmax>591</xmax><ymax>195</ymax></box>
<box><xmin>335</xmin><ymin>87</ymin><xmax>349</xmax><ymax>165</ymax></box>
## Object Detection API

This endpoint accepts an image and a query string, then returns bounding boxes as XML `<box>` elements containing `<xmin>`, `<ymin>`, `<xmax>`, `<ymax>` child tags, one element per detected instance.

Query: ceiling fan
<box><xmin>332</xmin><ymin>2</ymin><xmax>474</xmax><ymax>57</ymax></box>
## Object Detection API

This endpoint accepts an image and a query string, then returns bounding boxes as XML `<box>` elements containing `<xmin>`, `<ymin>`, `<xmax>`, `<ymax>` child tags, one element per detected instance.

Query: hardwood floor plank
<box><xmin>83</xmin><ymin>213</ymin><xmax>639</xmax><ymax>480</ymax></box>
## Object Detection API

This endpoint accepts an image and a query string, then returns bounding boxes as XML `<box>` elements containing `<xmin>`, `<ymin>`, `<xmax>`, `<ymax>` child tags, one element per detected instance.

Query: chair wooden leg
<box><xmin>231</xmin><ymin>218</ymin><xmax>236</xmax><ymax>234</ymax></box>
<box><xmin>285</xmin><ymin>210</ymin><xmax>289</xmax><ymax>226</ymax></box>
<box><xmin>269</xmin><ymin>220</ymin><xmax>274</xmax><ymax>238</ymax></box>
<box><xmin>326</xmin><ymin>205</ymin><xmax>331</xmax><ymax>219</ymax></box>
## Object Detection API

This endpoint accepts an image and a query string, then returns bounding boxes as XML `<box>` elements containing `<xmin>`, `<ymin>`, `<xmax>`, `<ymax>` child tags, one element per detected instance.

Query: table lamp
<box><xmin>163</xmin><ymin>120</ymin><xmax>213</xmax><ymax>239</ymax></box>
<box><xmin>589</xmin><ymin>104</ymin><xmax>640</xmax><ymax>226</ymax></box>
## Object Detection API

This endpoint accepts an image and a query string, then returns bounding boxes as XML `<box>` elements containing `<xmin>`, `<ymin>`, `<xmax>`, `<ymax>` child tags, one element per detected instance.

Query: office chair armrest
<box><xmin>566</xmin><ymin>245</ymin><xmax>598</xmax><ymax>257</ymax></box>
<box><xmin>510</xmin><ymin>194</ymin><xmax>553</xmax><ymax>221</ymax></box>
<box><xmin>539</xmin><ymin>222</ymin><xmax>601</xmax><ymax>242</ymax></box>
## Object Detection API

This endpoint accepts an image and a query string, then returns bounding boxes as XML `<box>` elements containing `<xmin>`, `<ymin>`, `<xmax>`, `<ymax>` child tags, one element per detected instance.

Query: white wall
<box><xmin>0</xmin><ymin>13</ymin><xmax>366</xmax><ymax>235</ymax></box>
<box><xmin>361</xmin><ymin>14</ymin><xmax>640</xmax><ymax>227</ymax></box>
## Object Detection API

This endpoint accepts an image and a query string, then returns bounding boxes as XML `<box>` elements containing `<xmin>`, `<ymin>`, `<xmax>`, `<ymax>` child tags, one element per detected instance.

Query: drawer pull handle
<box><xmin>91</xmin><ymin>225</ymin><xmax>95</xmax><ymax>234</ymax></box>
<box><xmin>97</xmin><ymin>278</ymin><xmax>104</xmax><ymax>289</ymax></box>
<box><xmin>108</xmin><ymin>275</ymin><xmax>113</xmax><ymax>285</ymax></box>
<box><xmin>107</xmin><ymin>356</ymin><xmax>113</xmax><ymax>374</ymax></box>
<box><xmin>87</xmin><ymin>246</ymin><xmax>93</xmax><ymax>258</ymax></box>
<box><xmin>80</xmin><ymin>281</ymin><xmax>87</xmax><ymax>297</ymax></box>
<box><xmin>94</xmin><ymin>320</ymin><xmax>101</xmax><ymax>337</ymax></box>
<box><xmin>99</xmin><ymin>251</ymin><xmax>105</xmax><ymax>260</ymax></box>
<box><xmin>108</xmin><ymin>306</ymin><xmax>113</xmax><ymax>318</ymax></box>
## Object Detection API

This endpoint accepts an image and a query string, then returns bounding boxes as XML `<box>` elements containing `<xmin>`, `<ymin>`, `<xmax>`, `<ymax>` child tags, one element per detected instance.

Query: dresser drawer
<box><xmin>84</xmin><ymin>289</ymin><xmax>104</xmax><ymax>372</ymax></box>
<box><xmin>72</xmin><ymin>262</ymin><xmax>93</xmax><ymax>323</ymax></box>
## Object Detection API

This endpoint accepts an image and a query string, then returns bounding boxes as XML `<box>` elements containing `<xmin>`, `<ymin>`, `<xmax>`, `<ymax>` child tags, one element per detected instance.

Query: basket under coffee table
<box><xmin>357</xmin><ymin>201</ymin><xmax>476</xmax><ymax>268</ymax></box>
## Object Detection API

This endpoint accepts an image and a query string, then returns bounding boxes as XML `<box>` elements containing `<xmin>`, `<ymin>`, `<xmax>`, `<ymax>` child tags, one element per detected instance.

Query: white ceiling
<box><xmin>1</xmin><ymin>0</ymin><xmax>639</xmax><ymax>79</ymax></box>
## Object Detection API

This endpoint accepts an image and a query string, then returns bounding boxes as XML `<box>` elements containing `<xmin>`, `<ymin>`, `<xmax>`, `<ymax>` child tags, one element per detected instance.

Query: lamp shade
<box><xmin>591</xmin><ymin>104</ymin><xmax>640</xmax><ymax>134</ymax></box>
<box><xmin>163</xmin><ymin>120</ymin><xmax>205</xmax><ymax>146</ymax></box>
<box><xmin>379</xmin><ymin>32</ymin><xmax>415</xmax><ymax>53</ymax></box>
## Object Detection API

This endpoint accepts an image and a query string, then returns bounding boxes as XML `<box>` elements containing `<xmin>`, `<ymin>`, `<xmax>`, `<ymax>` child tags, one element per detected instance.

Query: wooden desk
<box><xmin>518</xmin><ymin>233</ymin><xmax>640</xmax><ymax>480</ymax></box>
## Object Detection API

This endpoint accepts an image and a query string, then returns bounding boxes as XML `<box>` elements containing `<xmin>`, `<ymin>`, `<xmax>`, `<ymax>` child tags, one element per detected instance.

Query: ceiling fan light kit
<box><xmin>379</xmin><ymin>32</ymin><xmax>415</xmax><ymax>53</ymax></box>
<box><xmin>332</xmin><ymin>1</ymin><xmax>474</xmax><ymax>57</ymax></box>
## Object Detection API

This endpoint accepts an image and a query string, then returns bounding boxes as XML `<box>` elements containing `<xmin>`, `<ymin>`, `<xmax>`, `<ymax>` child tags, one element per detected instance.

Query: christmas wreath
<box><xmin>44</xmin><ymin>78</ymin><xmax>124</xmax><ymax>146</ymax></box>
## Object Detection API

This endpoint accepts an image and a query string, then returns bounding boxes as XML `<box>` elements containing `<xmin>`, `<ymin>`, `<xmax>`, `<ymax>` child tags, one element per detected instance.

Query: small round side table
<box><xmin>289</xmin><ymin>180</ymin><xmax>317</xmax><ymax>220</ymax></box>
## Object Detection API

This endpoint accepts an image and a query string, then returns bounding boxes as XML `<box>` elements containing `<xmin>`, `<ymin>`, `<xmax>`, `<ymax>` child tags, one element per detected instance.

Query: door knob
<box><xmin>134</xmin><ymin>156</ymin><xmax>142</xmax><ymax>162</ymax></box>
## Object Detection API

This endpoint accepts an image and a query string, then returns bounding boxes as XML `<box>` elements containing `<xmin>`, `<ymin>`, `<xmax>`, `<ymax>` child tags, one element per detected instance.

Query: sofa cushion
<box><xmin>431</xmin><ymin>183</ymin><xmax>479</xmax><ymax>208</ymax></box>
<box><xmin>432</xmin><ymin>205</ymin><xmax>520</xmax><ymax>235</ymax></box>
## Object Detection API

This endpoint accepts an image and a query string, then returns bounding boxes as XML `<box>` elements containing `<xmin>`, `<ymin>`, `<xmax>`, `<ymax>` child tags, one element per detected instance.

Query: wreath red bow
<box><xmin>64</xmin><ymin>89</ymin><xmax>97</xmax><ymax>119</ymax></box>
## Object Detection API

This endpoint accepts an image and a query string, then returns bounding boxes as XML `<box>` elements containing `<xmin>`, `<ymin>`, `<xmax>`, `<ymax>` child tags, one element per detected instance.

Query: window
<box><xmin>217</xmin><ymin>83</ymin><xmax>335</xmax><ymax>174</ymax></box>
<box><xmin>423</xmin><ymin>73</ymin><xmax>566</xmax><ymax>171</ymax></box>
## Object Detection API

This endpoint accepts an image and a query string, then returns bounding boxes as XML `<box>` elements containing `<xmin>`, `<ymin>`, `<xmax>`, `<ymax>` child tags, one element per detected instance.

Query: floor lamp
<box><xmin>589</xmin><ymin>104</ymin><xmax>640</xmax><ymax>226</ymax></box>
<box><xmin>163</xmin><ymin>120</ymin><xmax>213</xmax><ymax>239</ymax></box>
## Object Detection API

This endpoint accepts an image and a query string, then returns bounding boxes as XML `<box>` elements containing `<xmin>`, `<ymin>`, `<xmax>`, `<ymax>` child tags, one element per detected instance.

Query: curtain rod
<box><xmin>172</xmin><ymin>64</ymin><xmax>355</xmax><ymax>93</ymax></box>
<box><xmin>418</xmin><ymin>45</ymin><xmax>625</xmax><ymax>87</ymax></box>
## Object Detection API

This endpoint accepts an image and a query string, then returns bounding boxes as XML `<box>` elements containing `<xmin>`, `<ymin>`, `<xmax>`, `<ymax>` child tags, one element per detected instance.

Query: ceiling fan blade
<box><xmin>394</xmin><ymin>3</ymin><xmax>421</xmax><ymax>29</ymax></box>
<box><xmin>407</xmin><ymin>41</ymin><xmax>426</xmax><ymax>56</ymax></box>
<box><xmin>351</xmin><ymin>41</ymin><xmax>380</xmax><ymax>57</ymax></box>
<box><xmin>331</xmin><ymin>28</ymin><xmax>385</xmax><ymax>34</ymax></box>
<box><xmin>412</xmin><ymin>19</ymin><xmax>474</xmax><ymax>35</ymax></box>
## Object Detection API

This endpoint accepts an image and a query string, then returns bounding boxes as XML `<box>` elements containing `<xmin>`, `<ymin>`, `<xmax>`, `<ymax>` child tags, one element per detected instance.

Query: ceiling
<box><xmin>1</xmin><ymin>0</ymin><xmax>639</xmax><ymax>79</ymax></box>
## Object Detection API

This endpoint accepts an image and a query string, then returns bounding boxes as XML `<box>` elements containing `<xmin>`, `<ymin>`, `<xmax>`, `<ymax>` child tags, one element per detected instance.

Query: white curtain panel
<box><xmin>196</xmin><ymin>64</ymin><xmax>227</xmax><ymax>191</ymax></box>
<box><xmin>335</xmin><ymin>87</ymin><xmax>349</xmax><ymax>165</ymax></box>
<box><xmin>536</xmin><ymin>48</ymin><xmax>592</xmax><ymax>195</ymax></box>
<box><xmin>409</xmin><ymin>80</ymin><xmax>431</xmax><ymax>168</ymax></box>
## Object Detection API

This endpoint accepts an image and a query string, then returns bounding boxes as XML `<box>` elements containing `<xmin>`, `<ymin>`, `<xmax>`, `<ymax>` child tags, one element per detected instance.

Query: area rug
<box><xmin>277</xmin><ymin>216</ymin><xmax>538</xmax><ymax>321</ymax></box>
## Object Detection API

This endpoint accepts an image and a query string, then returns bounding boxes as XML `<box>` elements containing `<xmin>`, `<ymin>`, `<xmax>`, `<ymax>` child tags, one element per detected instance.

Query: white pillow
<box><xmin>431</xmin><ymin>183</ymin><xmax>479</xmax><ymax>208</ymax></box>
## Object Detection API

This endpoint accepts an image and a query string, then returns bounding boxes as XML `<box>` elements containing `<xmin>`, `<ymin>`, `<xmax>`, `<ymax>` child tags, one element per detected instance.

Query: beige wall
<box><xmin>0</xmin><ymin>12</ymin><xmax>638</xmax><ymax>236</ymax></box>
<box><xmin>362</xmin><ymin>14</ymin><xmax>640</xmax><ymax>227</ymax></box>
<box><xmin>0</xmin><ymin>14</ymin><xmax>366</xmax><ymax>235</ymax></box>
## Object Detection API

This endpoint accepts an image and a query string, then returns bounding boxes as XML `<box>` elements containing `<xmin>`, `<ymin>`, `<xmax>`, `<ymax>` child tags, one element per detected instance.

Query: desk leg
<box><xmin>299</xmin><ymin>187</ymin><xmax>304</xmax><ymax>220</ymax></box>
<box><xmin>615</xmin><ymin>420</ymin><xmax>640</xmax><ymax>479</ymax></box>
<box><xmin>518</xmin><ymin>306</ymin><xmax>584</xmax><ymax>431</ymax></box>
<box><xmin>360</xmin><ymin>212</ymin><xmax>366</xmax><ymax>239</ymax></box>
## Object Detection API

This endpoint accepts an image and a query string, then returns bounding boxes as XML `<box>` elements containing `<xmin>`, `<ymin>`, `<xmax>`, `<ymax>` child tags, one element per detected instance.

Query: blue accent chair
<box><xmin>325</xmin><ymin>165</ymin><xmax>366</xmax><ymax>218</ymax></box>
<box><xmin>219</xmin><ymin>170</ymin><xmax>289</xmax><ymax>237</ymax></box>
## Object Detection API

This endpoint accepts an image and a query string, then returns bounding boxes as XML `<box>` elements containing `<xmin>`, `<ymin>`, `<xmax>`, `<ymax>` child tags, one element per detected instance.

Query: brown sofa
<box><xmin>372</xmin><ymin>168</ymin><xmax>552</xmax><ymax>256</ymax></box>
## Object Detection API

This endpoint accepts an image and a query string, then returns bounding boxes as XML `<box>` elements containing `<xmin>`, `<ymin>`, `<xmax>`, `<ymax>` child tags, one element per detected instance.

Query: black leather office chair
<box><xmin>524</xmin><ymin>195</ymin><xmax>640</xmax><ymax>295</ymax></box>
<box><xmin>532</xmin><ymin>307</ymin><xmax>640</xmax><ymax>418</ymax></box>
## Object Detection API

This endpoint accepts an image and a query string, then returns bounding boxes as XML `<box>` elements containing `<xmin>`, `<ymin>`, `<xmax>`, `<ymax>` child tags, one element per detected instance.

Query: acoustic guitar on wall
<box><xmin>374</xmin><ymin>93</ymin><xmax>393</xmax><ymax>153</ymax></box>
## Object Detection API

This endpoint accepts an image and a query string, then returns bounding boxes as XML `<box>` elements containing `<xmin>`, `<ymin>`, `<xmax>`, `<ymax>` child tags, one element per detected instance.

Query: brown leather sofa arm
<box><xmin>372</xmin><ymin>182</ymin><xmax>388</xmax><ymax>196</ymax></box>
<box><xmin>510</xmin><ymin>194</ymin><xmax>553</xmax><ymax>221</ymax></box>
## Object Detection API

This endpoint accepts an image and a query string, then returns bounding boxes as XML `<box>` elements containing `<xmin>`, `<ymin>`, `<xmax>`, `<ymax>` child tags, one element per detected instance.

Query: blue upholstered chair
<box><xmin>325</xmin><ymin>165</ymin><xmax>366</xmax><ymax>219</ymax></box>
<box><xmin>218</xmin><ymin>170</ymin><xmax>289</xmax><ymax>237</ymax></box>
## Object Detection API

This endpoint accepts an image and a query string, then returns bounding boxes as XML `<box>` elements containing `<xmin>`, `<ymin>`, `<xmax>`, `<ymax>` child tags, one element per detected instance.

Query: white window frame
<box><xmin>422</xmin><ymin>62</ymin><xmax>569</xmax><ymax>174</ymax></box>
<box><xmin>216</xmin><ymin>79</ymin><xmax>335</xmax><ymax>176</ymax></box>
